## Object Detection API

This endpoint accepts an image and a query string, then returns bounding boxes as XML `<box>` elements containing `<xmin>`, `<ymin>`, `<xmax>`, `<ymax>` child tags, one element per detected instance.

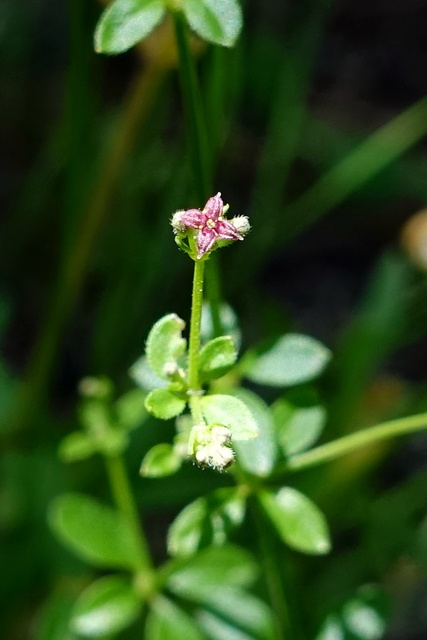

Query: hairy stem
<box><xmin>188</xmin><ymin>258</ymin><xmax>205</xmax><ymax>423</ymax></box>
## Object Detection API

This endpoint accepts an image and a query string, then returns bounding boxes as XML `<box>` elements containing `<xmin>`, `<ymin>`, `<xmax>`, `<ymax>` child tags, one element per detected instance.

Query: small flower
<box><xmin>188</xmin><ymin>423</ymin><xmax>234</xmax><ymax>471</ymax></box>
<box><xmin>173</xmin><ymin>193</ymin><xmax>244</xmax><ymax>259</ymax></box>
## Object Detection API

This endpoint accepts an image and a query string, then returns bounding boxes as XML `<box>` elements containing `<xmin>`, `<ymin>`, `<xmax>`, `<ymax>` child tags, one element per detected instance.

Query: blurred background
<box><xmin>3</xmin><ymin>0</ymin><xmax>427</xmax><ymax>638</ymax></box>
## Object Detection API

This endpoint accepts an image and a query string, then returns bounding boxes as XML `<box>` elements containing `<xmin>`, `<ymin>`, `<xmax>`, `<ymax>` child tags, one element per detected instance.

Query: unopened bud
<box><xmin>229</xmin><ymin>215</ymin><xmax>250</xmax><ymax>236</ymax></box>
<box><xmin>170</xmin><ymin>210</ymin><xmax>187</xmax><ymax>234</ymax></box>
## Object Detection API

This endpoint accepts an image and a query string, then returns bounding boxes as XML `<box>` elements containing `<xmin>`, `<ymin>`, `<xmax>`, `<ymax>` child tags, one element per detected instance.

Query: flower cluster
<box><xmin>171</xmin><ymin>192</ymin><xmax>250</xmax><ymax>259</ymax></box>
<box><xmin>188</xmin><ymin>423</ymin><xmax>234</xmax><ymax>471</ymax></box>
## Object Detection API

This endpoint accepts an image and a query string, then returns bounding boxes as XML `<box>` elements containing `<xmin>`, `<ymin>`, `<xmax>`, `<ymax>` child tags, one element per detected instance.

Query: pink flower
<box><xmin>178</xmin><ymin>193</ymin><xmax>244</xmax><ymax>259</ymax></box>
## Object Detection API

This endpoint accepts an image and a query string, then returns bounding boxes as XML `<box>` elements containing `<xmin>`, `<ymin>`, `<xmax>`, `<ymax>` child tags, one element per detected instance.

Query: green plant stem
<box><xmin>172</xmin><ymin>10</ymin><xmax>223</xmax><ymax>336</ymax></box>
<box><xmin>250</xmin><ymin>498</ymin><xmax>293</xmax><ymax>640</ymax></box>
<box><xmin>105</xmin><ymin>454</ymin><xmax>154</xmax><ymax>575</ymax></box>
<box><xmin>275</xmin><ymin>411</ymin><xmax>427</xmax><ymax>475</ymax></box>
<box><xmin>188</xmin><ymin>258</ymin><xmax>205</xmax><ymax>423</ymax></box>
<box><xmin>172</xmin><ymin>10</ymin><xmax>210</xmax><ymax>202</ymax></box>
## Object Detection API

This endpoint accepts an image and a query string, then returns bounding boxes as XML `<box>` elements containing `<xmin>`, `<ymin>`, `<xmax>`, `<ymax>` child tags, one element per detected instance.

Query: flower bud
<box><xmin>229</xmin><ymin>215</ymin><xmax>250</xmax><ymax>236</ymax></box>
<box><xmin>170</xmin><ymin>210</ymin><xmax>188</xmax><ymax>234</ymax></box>
<box><xmin>188</xmin><ymin>423</ymin><xmax>234</xmax><ymax>471</ymax></box>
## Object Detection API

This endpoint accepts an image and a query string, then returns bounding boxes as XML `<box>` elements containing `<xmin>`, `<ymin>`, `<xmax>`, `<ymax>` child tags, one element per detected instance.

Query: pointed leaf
<box><xmin>232</xmin><ymin>389</ymin><xmax>278</xmax><ymax>476</ymax></box>
<box><xmin>167</xmin><ymin>488</ymin><xmax>246</xmax><ymax>557</ymax></box>
<box><xmin>145</xmin><ymin>313</ymin><xmax>186</xmax><ymax>380</ymax></box>
<box><xmin>72</xmin><ymin>576</ymin><xmax>142</xmax><ymax>638</ymax></box>
<box><xmin>183</xmin><ymin>0</ymin><xmax>243</xmax><ymax>48</ymax></box>
<box><xmin>49</xmin><ymin>493</ymin><xmax>142</xmax><ymax>570</ymax></box>
<box><xmin>167</xmin><ymin>544</ymin><xmax>258</xmax><ymax>598</ymax></box>
<box><xmin>145</xmin><ymin>388</ymin><xmax>186</xmax><ymax>420</ymax></box>
<box><xmin>140</xmin><ymin>443</ymin><xmax>182</xmax><ymax>477</ymax></box>
<box><xmin>244</xmin><ymin>334</ymin><xmax>331</xmax><ymax>387</ymax></box>
<box><xmin>259</xmin><ymin>488</ymin><xmax>331</xmax><ymax>555</ymax></box>
<box><xmin>199</xmin><ymin>336</ymin><xmax>237</xmax><ymax>381</ymax></box>
<box><xmin>200</xmin><ymin>394</ymin><xmax>258</xmax><ymax>440</ymax></box>
<box><xmin>145</xmin><ymin>596</ymin><xmax>205</xmax><ymax>640</ymax></box>
<box><xmin>95</xmin><ymin>0</ymin><xmax>166</xmax><ymax>55</ymax></box>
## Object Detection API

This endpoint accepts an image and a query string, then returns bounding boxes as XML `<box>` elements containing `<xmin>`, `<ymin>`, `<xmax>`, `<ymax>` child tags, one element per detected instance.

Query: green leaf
<box><xmin>145</xmin><ymin>388</ymin><xmax>186</xmax><ymax>420</ymax></box>
<box><xmin>167</xmin><ymin>545</ymin><xmax>258</xmax><ymax>598</ymax></box>
<box><xmin>145</xmin><ymin>313</ymin><xmax>186</xmax><ymax>380</ymax></box>
<box><xmin>259</xmin><ymin>487</ymin><xmax>331</xmax><ymax>555</ymax></box>
<box><xmin>199</xmin><ymin>336</ymin><xmax>237</xmax><ymax>381</ymax></box>
<box><xmin>201</xmin><ymin>302</ymin><xmax>241</xmax><ymax>350</ymax></box>
<box><xmin>195</xmin><ymin>587</ymin><xmax>276</xmax><ymax>640</ymax></box>
<box><xmin>167</xmin><ymin>488</ymin><xmax>246</xmax><ymax>557</ymax></box>
<box><xmin>79</xmin><ymin>399</ymin><xmax>111</xmax><ymax>434</ymax></box>
<box><xmin>232</xmin><ymin>389</ymin><xmax>278</xmax><ymax>477</ymax></box>
<box><xmin>58</xmin><ymin>432</ymin><xmax>97</xmax><ymax>463</ymax></box>
<box><xmin>130</xmin><ymin>355</ymin><xmax>168</xmax><ymax>391</ymax></box>
<box><xmin>49</xmin><ymin>493</ymin><xmax>142</xmax><ymax>570</ymax></box>
<box><xmin>116</xmin><ymin>389</ymin><xmax>148</xmax><ymax>431</ymax></box>
<box><xmin>200</xmin><ymin>394</ymin><xmax>258</xmax><ymax>440</ymax></box>
<box><xmin>145</xmin><ymin>596</ymin><xmax>205</xmax><ymax>640</ymax></box>
<box><xmin>34</xmin><ymin>592</ymin><xmax>77</xmax><ymax>640</ymax></box>
<box><xmin>183</xmin><ymin>0</ymin><xmax>243</xmax><ymax>48</ymax></box>
<box><xmin>244</xmin><ymin>334</ymin><xmax>331</xmax><ymax>387</ymax></box>
<box><xmin>72</xmin><ymin>576</ymin><xmax>142</xmax><ymax>638</ymax></box>
<box><xmin>95</xmin><ymin>0</ymin><xmax>166</xmax><ymax>55</ymax></box>
<box><xmin>272</xmin><ymin>390</ymin><xmax>326</xmax><ymax>456</ymax></box>
<box><xmin>314</xmin><ymin>615</ymin><xmax>344</xmax><ymax>640</ymax></box>
<box><xmin>140</xmin><ymin>443</ymin><xmax>182</xmax><ymax>477</ymax></box>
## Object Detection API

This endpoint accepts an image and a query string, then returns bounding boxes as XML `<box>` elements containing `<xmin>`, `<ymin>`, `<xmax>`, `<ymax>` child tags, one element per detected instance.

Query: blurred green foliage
<box><xmin>2</xmin><ymin>0</ymin><xmax>427</xmax><ymax>638</ymax></box>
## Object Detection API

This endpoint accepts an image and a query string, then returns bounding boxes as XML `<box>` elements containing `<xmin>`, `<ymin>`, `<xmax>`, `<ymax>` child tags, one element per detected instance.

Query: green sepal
<box><xmin>200</xmin><ymin>394</ymin><xmax>258</xmax><ymax>440</ymax></box>
<box><xmin>145</xmin><ymin>388</ymin><xmax>186</xmax><ymax>420</ymax></box>
<box><xmin>183</xmin><ymin>0</ymin><xmax>243</xmax><ymax>48</ymax></box>
<box><xmin>259</xmin><ymin>487</ymin><xmax>331</xmax><ymax>555</ymax></box>
<box><xmin>140</xmin><ymin>443</ymin><xmax>182</xmax><ymax>477</ymax></box>
<box><xmin>145</xmin><ymin>313</ymin><xmax>186</xmax><ymax>380</ymax></box>
<box><xmin>49</xmin><ymin>493</ymin><xmax>143</xmax><ymax>570</ymax></box>
<box><xmin>95</xmin><ymin>0</ymin><xmax>166</xmax><ymax>55</ymax></box>
<box><xmin>71</xmin><ymin>576</ymin><xmax>142</xmax><ymax>638</ymax></box>
<box><xmin>167</xmin><ymin>487</ymin><xmax>246</xmax><ymax>557</ymax></box>
<box><xmin>243</xmin><ymin>333</ymin><xmax>331</xmax><ymax>388</ymax></box>
<box><xmin>199</xmin><ymin>336</ymin><xmax>237</xmax><ymax>381</ymax></box>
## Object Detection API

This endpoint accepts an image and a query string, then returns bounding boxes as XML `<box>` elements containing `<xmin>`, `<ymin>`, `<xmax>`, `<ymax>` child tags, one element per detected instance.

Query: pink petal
<box><xmin>216</xmin><ymin>219</ymin><xmax>243</xmax><ymax>241</ymax></box>
<box><xmin>203</xmin><ymin>193</ymin><xmax>223</xmax><ymax>221</ymax></box>
<box><xmin>180</xmin><ymin>209</ymin><xmax>205</xmax><ymax>229</ymax></box>
<box><xmin>197</xmin><ymin>228</ymin><xmax>216</xmax><ymax>257</ymax></box>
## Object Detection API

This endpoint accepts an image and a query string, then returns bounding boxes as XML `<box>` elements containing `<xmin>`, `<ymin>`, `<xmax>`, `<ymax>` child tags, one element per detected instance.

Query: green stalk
<box><xmin>275</xmin><ymin>411</ymin><xmax>427</xmax><ymax>475</ymax></box>
<box><xmin>250</xmin><ymin>499</ymin><xmax>294</xmax><ymax>640</ymax></box>
<box><xmin>172</xmin><ymin>10</ymin><xmax>223</xmax><ymax>335</ymax></box>
<box><xmin>187</xmin><ymin>258</ymin><xmax>205</xmax><ymax>423</ymax></box>
<box><xmin>105</xmin><ymin>454</ymin><xmax>155</xmax><ymax>588</ymax></box>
